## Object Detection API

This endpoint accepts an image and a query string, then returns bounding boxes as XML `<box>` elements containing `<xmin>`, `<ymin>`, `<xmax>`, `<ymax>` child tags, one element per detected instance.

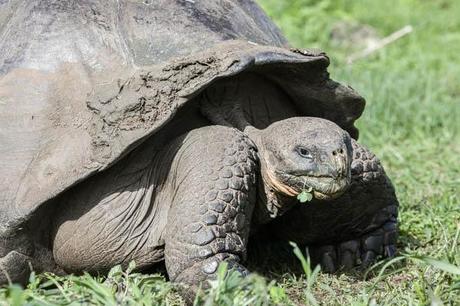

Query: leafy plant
<box><xmin>297</xmin><ymin>187</ymin><xmax>314</xmax><ymax>203</ymax></box>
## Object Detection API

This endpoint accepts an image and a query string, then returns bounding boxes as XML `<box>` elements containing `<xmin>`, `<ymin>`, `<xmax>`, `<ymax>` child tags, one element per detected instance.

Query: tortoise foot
<box><xmin>176</xmin><ymin>256</ymin><xmax>249</xmax><ymax>304</ymax></box>
<box><xmin>310</xmin><ymin>218</ymin><xmax>398</xmax><ymax>273</ymax></box>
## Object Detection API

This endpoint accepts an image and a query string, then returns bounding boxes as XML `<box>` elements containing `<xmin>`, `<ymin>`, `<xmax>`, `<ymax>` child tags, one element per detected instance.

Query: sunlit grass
<box><xmin>259</xmin><ymin>0</ymin><xmax>460</xmax><ymax>304</ymax></box>
<box><xmin>1</xmin><ymin>0</ymin><xmax>459</xmax><ymax>305</ymax></box>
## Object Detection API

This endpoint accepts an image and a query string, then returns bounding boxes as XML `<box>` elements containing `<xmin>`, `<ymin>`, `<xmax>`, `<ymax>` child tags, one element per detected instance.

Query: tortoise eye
<box><xmin>297</xmin><ymin>147</ymin><xmax>312</xmax><ymax>159</ymax></box>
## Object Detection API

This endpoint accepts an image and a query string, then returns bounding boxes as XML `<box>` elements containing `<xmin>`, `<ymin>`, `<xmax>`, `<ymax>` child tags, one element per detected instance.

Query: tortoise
<box><xmin>0</xmin><ymin>0</ymin><xmax>398</xmax><ymax>297</ymax></box>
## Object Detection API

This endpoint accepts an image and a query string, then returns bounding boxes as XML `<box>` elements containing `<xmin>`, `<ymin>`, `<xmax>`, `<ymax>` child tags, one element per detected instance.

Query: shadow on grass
<box><xmin>245</xmin><ymin>234</ymin><xmax>413</xmax><ymax>283</ymax></box>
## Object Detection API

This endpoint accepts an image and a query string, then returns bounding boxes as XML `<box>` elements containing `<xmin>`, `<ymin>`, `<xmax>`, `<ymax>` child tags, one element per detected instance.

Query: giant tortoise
<box><xmin>0</xmin><ymin>0</ymin><xmax>398</xmax><ymax>297</ymax></box>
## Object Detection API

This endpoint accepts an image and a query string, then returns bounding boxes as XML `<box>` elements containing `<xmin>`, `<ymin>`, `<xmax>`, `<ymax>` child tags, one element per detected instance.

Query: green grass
<box><xmin>1</xmin><ymin>0</ymin><xmax>460</xmax><ymax>305</ymax></box>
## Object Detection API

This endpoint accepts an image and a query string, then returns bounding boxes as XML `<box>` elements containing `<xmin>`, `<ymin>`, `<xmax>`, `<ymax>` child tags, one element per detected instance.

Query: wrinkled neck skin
<box><xmin>244</xmin><ymin>126</ymin><xmax>298</xmax><ymax>225</ymax></box>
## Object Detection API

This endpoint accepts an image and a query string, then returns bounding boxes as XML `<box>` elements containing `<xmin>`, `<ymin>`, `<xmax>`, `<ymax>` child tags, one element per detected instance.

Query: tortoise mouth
<box><xmin>274</xmin><ymin>171</ymin><xmax>351</xmax><ymax>200</ymax></box>
<box><xmin>312</xmin><ymin>188</ymin><xmax>346</xmax><ymax>200</ymax></box>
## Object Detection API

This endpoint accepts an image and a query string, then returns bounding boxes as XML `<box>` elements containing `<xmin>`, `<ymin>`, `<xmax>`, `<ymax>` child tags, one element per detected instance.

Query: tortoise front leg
<box><xmin>164</xmin><ymin>126</ymin><xmax>258</xmax><ymax>298</ymax></box>
<box><xmin>270</xmin><ymin>139</ymin><xmax>399</xmax><ymax>272</ymax></box>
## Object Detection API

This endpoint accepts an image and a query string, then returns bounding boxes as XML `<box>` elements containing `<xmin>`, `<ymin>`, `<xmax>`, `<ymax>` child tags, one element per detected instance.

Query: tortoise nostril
<box><xmin>332</xmin><ymin>148</ymin><xmax>345</xmax><ymax>156</ymax></box>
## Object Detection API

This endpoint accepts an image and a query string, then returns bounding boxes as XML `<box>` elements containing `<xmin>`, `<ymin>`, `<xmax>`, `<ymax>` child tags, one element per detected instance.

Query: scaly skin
<box><xmin>1</xmin><ymin>117</ymin><xmax>398</xmax><ymax>302</ymax></box>
<box><xmin>266</xmin><ymin>139</ymin><xmax>398</xmax><ymax>272</ymax></box>
<box><xmin>165</xmin><ymin>126</ymin><xmax>258</xmax><ymax>294</ymax></box>
<box><xmin>46</xmin><ymin>125</ymin><xmax>258</xmax><ymax>301</ymax></box>
<box><xmin>50</xmin><ymin>125</ymin><xmax>258</xmax><ymax>279</ymax></box>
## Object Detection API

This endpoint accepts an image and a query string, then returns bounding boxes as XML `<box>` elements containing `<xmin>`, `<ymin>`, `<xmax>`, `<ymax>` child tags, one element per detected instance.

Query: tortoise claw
<box><xmin>310</xmin><ymin>219</ymin><xmax>398</xmax><ymax>272</ymax></box>
<box><xmin>361</xmin><ymin>250</ymin><xmax>377</xmax><ymax>267</ymax></box>
<box><xmin>340</xmin><ymin>250</ymin><xmax>355</xmax><ymax>269</ymax></box>
<box><xmin>339</xmin><ymin>240</ymin><xmax>360</xmax><ymax>269</ymax></box>
<box><xmin>311</xmin><ymin>245</ymin><xmax>337</xmax><ymax>273</ymax></box>
<box><xmin>321</xmin><ymin>251</ymin><xmax>337</xmax><ymax>273</ymax></box>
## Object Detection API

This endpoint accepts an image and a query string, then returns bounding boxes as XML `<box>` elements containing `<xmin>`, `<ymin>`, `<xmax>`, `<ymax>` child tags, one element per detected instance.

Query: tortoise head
<box><xmin>250</xmin><ymin>117</ymin><xmax>352</xmax><ymax>201</ymax></box>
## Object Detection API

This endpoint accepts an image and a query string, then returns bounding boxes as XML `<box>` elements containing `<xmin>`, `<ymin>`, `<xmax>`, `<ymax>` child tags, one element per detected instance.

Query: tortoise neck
<box><xmin>252</xmin><ymin>141</ymin><xmax>298</xmax><ymax>225</ymax></box>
